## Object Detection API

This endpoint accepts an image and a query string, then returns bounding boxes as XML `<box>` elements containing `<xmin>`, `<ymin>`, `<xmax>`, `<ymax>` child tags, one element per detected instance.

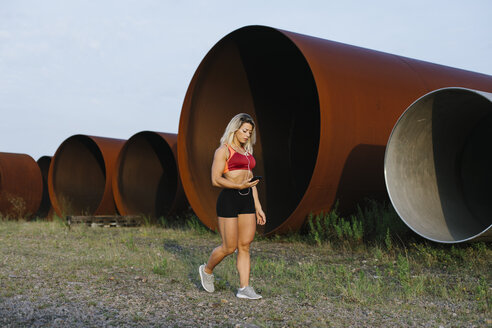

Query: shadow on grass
<box><xmin>161</xmin><ymin>239</ymin><xmax>236</xmax><ymax>293</ymax></box>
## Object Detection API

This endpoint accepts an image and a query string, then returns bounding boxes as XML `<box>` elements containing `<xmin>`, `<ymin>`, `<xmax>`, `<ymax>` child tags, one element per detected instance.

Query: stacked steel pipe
<box><xmin>48</xmin><ymin>135</ymin><xmax>125</xmax><ymax>216</ymax></box>
<box><xmin>0</xmin><ymin>152</ymin><xmax>43</xmax><ymax>219</ymax></box>
<box><xmin>113</xmin><ymin>131</ymin><xmax>187</xmax><ymax>219</ymax></box>
<box><xmin>2</xmin><ymin>25</ymin><xmax>491</xmax><ymax>243</ymax></box>
<box><xmin>178</xmin><ymin>25</ymin><xmax>492</xmax><ymax>236</ymax></box>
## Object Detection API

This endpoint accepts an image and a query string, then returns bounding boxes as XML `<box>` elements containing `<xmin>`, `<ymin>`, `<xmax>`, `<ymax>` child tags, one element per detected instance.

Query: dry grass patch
<box><xmin>0</xmin><ymin>218</ymin><xmax>490</xmax><ymax>327</ymax></box>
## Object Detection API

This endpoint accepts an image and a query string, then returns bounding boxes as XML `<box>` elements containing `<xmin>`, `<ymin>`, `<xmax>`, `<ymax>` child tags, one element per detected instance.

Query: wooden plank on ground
<box><xmin>66</xmin><ymin>215</ymin><xmax>145</xmax><ymax>227</ymax></box>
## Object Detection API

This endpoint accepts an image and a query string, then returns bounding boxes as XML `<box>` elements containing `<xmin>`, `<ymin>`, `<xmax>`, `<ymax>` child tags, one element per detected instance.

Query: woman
<box><xmin>199</xmin><ymin>113</ymin><xmax>266</xmax><ymax>300</ymax></box>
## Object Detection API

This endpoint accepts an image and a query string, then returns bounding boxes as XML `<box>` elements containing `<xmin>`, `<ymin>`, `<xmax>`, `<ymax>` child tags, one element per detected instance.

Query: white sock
<box><xmin>239</xmin><ymin>286</ymin><xmax>247</xmax><ymax>291</ymax></box>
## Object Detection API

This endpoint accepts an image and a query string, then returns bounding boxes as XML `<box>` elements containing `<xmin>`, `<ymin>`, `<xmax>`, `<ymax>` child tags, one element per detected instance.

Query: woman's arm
<box><xmin>211</xmin><ymin>145</ymin><xmax>259</xmax><ymax>190</ymax></box>
<box><xmin>252</xmin><ymin>186</ymin><xmax>266</xmax><ymax>225</ymax></box>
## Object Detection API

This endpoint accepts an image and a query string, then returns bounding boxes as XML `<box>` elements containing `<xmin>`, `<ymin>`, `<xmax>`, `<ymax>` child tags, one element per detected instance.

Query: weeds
<box><xmin>142</xmin><ymin>216</ymin><xmax>153</xmax><ymax>227</ymax></box>
<box><xmin>152</xmin><ymin>258</ymin><xmax>168</xmax><ymax>276</ymax></box>
<box><xmin>305</xmin><ymin>200</ymin><xmax>413</xmax><ymax>248</ymax></box>
<box><xmin>357</xmin><ymin>199</ymin><xmax>410</xmax><ymax>242</ymax></box>
<box><xmin>384</xmin><ymin>228</ymin><xmax>392</xmax><ymax>250</ymax></box>
<box><xmin>0</xmin><ymin>192</ymin><xmax>28</xmax><ymax>219</ymax></box>
<box><xmin>53</xmin><ymin>214</ymin><xmax>70</xmax><ymax>229</ymax></box>
<box><xmin>158</xmin><ymin>216</ymin><xmax>168</xmax><ymax>227</ymax></box>
<box><xmin>185</xmin><ymin>214</ymin><xmax>211</xmax><ymax>235</ymax></box>
<box><xmin>306</xmin><ymin>204</ymin><xmax>364</xmax><ymax>246</ymax></box>
<box><xmin>396</xmin><ymin>253</ymin><xmax>410</xmax><ymax>294</ymax></box>
<box><xmin>125</xmin><ymin>234</ymin><xmax>137</xmax><ymax>251</ymax></box>
<box><xmin>476</xmin><ymin>275</ymin><xmax>491</xmax><ymax>312</ymax></box>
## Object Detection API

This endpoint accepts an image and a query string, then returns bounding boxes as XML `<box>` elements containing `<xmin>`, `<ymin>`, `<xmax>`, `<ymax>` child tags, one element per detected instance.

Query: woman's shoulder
<box><xmin>214</xmin><ymin>144</ymin><xmax>230</xmax><ymax>158</ymax></box>
<box><xmin>216</xmin><ymin>143</ymin><xmax>229</xmax><ymax>151</ymax></box>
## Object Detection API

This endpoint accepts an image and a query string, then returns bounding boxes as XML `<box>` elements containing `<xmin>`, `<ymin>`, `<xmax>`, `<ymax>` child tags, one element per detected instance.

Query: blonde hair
<box><xmin>220</xmin><ymin>113</ymin><xmax>256</xmax><ymax>154</ymax></box>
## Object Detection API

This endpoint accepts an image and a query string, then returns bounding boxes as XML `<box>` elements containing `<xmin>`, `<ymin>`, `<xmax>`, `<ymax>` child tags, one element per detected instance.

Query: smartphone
<box><xmin>249</xmin><ymin>176</ymin><xmax>262</xmax><ymax>182</ymax></box>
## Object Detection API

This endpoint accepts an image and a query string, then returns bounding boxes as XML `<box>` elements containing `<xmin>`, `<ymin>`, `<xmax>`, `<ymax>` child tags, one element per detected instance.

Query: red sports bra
<box><xmin>223</xmin><ymin>144</ymin><xmax>256</xmax><ymax>173</ymax></box>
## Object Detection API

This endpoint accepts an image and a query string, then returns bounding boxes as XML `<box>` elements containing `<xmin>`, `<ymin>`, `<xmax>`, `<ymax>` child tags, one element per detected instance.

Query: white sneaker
<box><xmin>236</xmin><ymin>286</ymin><xmax>262</xmax><ymax>299</ymax></box>
<box><xmin>199</xmin><ymin>264</ymin><xmax>214</xmax><ymax>293</ymax></box>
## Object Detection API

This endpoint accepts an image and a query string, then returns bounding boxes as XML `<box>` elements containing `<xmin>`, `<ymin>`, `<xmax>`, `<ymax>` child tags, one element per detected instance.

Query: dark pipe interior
<box><xmin>235</xmin><ymin>28</ymin><xmax>320</xmax><ymax>232</ymax></box>
<box><xmin>334</xmin><ymin>144</ymin><xmax>388</xmax><ymax>215</ymax></box>
<box><xmin>385</xmin><ymin>89</ymin><xmax>492</xmax><ymax>242</ymax></box>
<box><xmin>116</xmin><ymin>133</ymin><xmax>177</xmax><ymax>217</ymax></box>
<box><xmin>460</xmin><ymin>113</ymin><xmax>492</xmax><ymax>227</ymax></box>
<box><xmin>36</xmin><ymin>156</ymin><xmax>51</xmax><ymax>218</ymax></box>
<box><xmin>432</xmin><ymin>91</ymin><xmax>492</xmax><ymax>240</ymax></box>
<box><xmin>188</xmin><ymin>27</ymin><xmax>319</xmax><ymax>233</ymax></box>
<box><xmin>52</xmin><ymin>136</ymin><xmax>106</xmax><ymax>215</ymax></box>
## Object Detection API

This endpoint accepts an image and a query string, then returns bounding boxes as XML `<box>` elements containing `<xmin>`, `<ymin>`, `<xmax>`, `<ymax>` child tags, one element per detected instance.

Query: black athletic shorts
<box><xmin>216</xmin><ymin>188</ymin><xmax>255</xmax><ymax>218</ymax></box>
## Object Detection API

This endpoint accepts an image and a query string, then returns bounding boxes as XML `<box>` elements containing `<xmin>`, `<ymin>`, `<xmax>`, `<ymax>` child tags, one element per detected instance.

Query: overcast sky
<box><xmin>1</xmin><ymin>0</ymin><xmax>491</xmax><ymax>160</ymax></box>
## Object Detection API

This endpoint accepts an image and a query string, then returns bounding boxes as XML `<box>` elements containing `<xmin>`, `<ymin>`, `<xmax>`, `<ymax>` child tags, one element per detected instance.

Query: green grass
<box><xmin>152</xmin><ymin>258</ymin><xmax>168</xmax><ymax>276</ymax></box>
<box><xmin>0</xmin><ymin>209</ymin><xmax>490</xmax><ymax>327</ymax></box>
<box><xmin>305</xmin><ymin>200</ymin><xmax>413</xmax><ymax>248</ymax></box>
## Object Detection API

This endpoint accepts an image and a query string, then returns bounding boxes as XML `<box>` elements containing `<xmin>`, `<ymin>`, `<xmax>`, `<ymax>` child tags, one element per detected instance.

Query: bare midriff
<box><xmin>223</xmin><ymin>169</ymin><xmax>253</xmax><ymax>187</ymax></box>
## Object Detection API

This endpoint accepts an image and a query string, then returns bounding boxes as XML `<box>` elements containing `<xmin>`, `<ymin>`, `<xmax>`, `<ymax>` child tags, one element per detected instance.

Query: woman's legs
<box><xmin>237</xmin><ymin>213</ymin><xmax>256</xmax><ymax>287</ymax></box>
<box><xmin>204</xmin><ymin>217</ymin><xmax>238</xmax><ymax>274</ymax></box>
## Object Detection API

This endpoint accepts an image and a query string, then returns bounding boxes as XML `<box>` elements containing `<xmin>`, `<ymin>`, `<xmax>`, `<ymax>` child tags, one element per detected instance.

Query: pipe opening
<box><xmin>115</xmin><ymin>132</ymin><xmax>178</xmax><ymax>218</ymax></box>
<box><xmin>51</xmin><ymin>136</ymin><xmax>106</xmax><ymax>215</ymax></box>
<box><xmin>36</xmin><ymin>156</ymin><xmax>52</xmax><ymax>218</ymax></box>
<box><xmin>184</xmin><ymin>26</ymin><xmax>320</xmax><ymax>233</ymax></box>
<box><xmin>385</xmin><ymin>88</ymin><xmax>492</xmax><ymax>243</ymax></box>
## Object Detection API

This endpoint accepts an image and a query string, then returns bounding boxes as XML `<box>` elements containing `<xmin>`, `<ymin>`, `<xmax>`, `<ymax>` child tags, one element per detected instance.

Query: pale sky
<box><xmin>1</xmin><ymin>0</ymin><xmax>491</xmax><ymax>160</ymax></box>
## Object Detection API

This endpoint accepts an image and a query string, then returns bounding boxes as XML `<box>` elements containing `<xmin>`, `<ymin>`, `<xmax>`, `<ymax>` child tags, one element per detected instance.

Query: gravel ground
<box><xmin>0</xmin><ymin>222</ymin><xmax>490</xmax><ymax>327</ymax></box>
<box><xmin>1</xmin><ymin>286</ymin><xmax>488</xmax><ymax>328</ymax></box>
<box><xmin>1</xmin><ymin>258</ymin><xmax>489</xmax><ymax>327</ymax></box>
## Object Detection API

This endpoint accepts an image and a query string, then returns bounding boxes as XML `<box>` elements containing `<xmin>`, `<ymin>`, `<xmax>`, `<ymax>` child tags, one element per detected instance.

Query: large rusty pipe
<box><xmin>385</xmin><ymin>88</ymin><xmax>492</xmax><ymax>243</ymax></box>
<box><xmin>178</xmin><ymin>25</ymin><xmax>492</xmax><ymax>235</ymax></box>
<box><xmin>48</xmin><ymin>135</ymin><xmax>125</xmax><ymax>216</ymax></box>
<box><xmin>112</xmin><ymin>131</ymin><xmax>187</xmax><ymax>218</ymax></box>
<box><xmin>0</xmin><ymin>152</ymin><xmax>42</xmax><ymax>219</ymax></box>
<box><xmin>36</xmin><ymin>156</ymin><xmax>53</xmax><ymax>219</ymax></box>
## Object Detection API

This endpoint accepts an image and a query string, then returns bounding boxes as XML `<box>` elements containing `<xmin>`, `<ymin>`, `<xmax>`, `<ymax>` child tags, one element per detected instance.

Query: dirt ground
<box><xmin>0</xmin><ymin>221</ymin><xmax>490</xmax><ymax>327</ymax></box>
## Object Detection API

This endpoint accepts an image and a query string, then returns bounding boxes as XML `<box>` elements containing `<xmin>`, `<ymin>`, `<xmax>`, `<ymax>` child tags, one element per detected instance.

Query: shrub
<box><xmin>306</xmin><ymin>200</ymin><xmax>412</xmax><ymax>246</ymax></box>
<box><xmin>306</xmin><ymin>203</ymin><xmax>364</xmax><ymax>246</ymax></box>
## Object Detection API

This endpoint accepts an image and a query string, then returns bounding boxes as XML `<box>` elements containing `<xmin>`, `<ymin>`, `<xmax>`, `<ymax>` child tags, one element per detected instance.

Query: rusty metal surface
<box><xmin>112</xmin><ymin>131</ymin><xmax>187</xmax><ymax>219</ymax></box>
<box><xmin>48</xmin><ymin>135</ymin><xmax>125</xmax><ymax>216</ymax></box>
<box><xmin>178</xmin><ymin>25</ymin><xmax>492</xmax><ymax>235</ymax></box>
<box><xmin>385</xmin><ymin>88</ymin><xmax>492</xmax><ymax>243</ymax></box>
<box><xmin>36</xmin><ymin>156</ymin><xmax>53</xmax><ymax>219</ymax></box>
<box><xmin>0</xmin><ymin>152</ymin><xmax>43</xmax><ymax>219</ymax></box>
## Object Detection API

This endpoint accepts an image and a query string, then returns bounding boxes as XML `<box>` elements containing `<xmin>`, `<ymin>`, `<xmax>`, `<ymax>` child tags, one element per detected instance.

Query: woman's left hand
<box><xmin>256</xmin><ymin>208</ymin><xmax>266</xmax><ymax>225</ymax></box>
